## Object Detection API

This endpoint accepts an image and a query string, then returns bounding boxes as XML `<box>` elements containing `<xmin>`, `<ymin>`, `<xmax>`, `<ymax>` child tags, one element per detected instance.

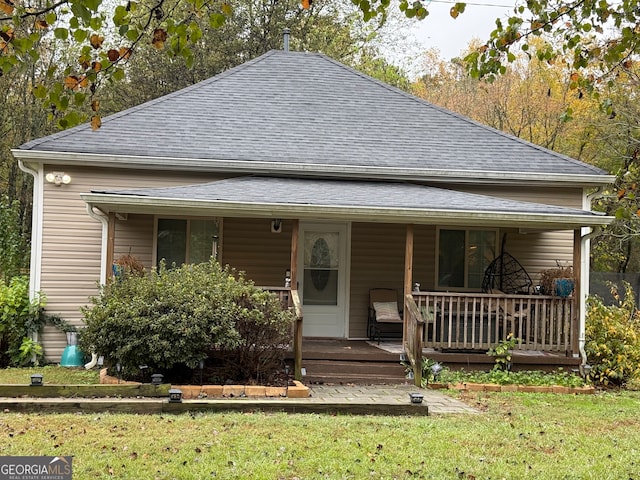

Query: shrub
<box><xmin>0</xmin><ymin>276</ymin><xmax>45</xmax><ymax>367</ymax></box>
<box><xmin>80</xmin><ymin>259</ymin><xmax>295</xmax><ymax>384</ymax></box>
<box><xmin>0</xmin><ymin>196</ymin><xmax>30</xmax><ymax>283</ymax></box>
<box><xmin>585</xmin><ymin>282</ymin><xmax>640</xmax><ymax>387</ymax></box>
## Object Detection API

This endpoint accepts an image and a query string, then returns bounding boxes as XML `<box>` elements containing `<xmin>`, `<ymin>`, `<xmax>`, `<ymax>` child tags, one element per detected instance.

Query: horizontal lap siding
<box><xmin>114</xmin><ymin>214</ymin><xmax>154</xmax><ymax>269</ymax></box>
<box><xmin>349</xmin><ymin>223</ymin><xmax>406</xmax><ymax>338</ymax></box>
<box><xmin>221</xmin><ymin>218</ymin><xmax>292</xmax><ymax>287</ymax></box>
<box><xmin>40</xmin><ymin>165</ymin><xmax>223</xmax><ymax>360</ymax></box>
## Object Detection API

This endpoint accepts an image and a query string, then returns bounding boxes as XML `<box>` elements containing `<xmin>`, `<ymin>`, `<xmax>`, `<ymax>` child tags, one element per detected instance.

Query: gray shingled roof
<box><xmin>20</xmin><ymin>50</ymin><xmax>606</xmax><ymax>179</ymax></box>
<box><xmin>83</xmin><ymin>176</ymin><xmax>609</xmax><ymax>228</ymax></box>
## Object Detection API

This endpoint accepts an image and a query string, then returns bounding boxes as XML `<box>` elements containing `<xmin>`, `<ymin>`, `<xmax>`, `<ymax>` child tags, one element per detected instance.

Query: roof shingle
<box><xmin>20</xmin><ymin>50</ymin><xmax>606</xmax><ymax>178</ymax></box>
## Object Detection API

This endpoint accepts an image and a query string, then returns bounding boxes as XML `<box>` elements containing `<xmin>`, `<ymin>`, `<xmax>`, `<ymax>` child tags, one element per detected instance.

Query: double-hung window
<box><xmin>156</xmin><ymin>218</ymin><xmax>220</xmax><ymax>268</ymax></box>
<box><xmin>437</xmin><ymin>228</ymin><xmax>497</xmax><ymax>290</ymax></box>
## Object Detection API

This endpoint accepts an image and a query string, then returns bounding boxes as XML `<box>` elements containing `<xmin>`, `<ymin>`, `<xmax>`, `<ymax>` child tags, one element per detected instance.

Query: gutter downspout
<box><xmin>84</xmin><ymin>203</ymin><xmax>109</xmax><ymax>370</ymax></box>
<box><xmin>86</xmin><ymin>203</ymin><xmax>109</xmax><ymax>286</ymax></box>
<box><xmin>579</xmin><ymin>186</ymin><xmax>606</xmax><ymax>373</ymax></box>
<box><xmin>17</xmin><ymin>160</ymin><xmax>44</xmax><ymax>353</ymax></box>
<box><xmin>17</xmin><ymin>160</ymin><xmax>43</xmax><ymax>300</ymax></box>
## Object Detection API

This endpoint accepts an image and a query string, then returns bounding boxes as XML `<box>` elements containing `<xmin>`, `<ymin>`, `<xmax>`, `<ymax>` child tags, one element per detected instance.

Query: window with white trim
<box><xmin>156</xmin><ymin>218</ymin><xmax>220</xmax><ymax>268</ymax></box>
<box><xmin>437</xmin><ymin>228</ymin><xmax>497</xmax><ymax>290</ymax></box>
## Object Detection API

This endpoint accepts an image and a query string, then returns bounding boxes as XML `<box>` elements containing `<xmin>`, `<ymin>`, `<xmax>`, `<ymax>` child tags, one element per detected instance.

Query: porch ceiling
<box><xmin>82</xmin><ymin>176</ymin><xmax>613</xmax><ymax>230</ymax></box>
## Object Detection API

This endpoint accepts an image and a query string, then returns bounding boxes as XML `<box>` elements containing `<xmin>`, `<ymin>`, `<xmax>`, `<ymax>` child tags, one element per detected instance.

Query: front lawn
<box><xmin>1</xmin><ymin>390</ymin><xmax>639</xmax><ymax>479</ymax></box>
<box><xmin>0</xmin><ymin>366</ymin><xmax>100</xmax><ymax>385</ymax></box>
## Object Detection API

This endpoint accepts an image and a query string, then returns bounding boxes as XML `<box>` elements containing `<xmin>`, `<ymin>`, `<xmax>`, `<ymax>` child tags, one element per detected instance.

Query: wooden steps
<box><xmin>296</xmin><ymin>340</ymin><xmax>409</xmax><ymax>385</ymax></box>
<box><xmin>302</xmin><ymin>359</ymin><xmax>408</xmax><ymax>385</ymax></box>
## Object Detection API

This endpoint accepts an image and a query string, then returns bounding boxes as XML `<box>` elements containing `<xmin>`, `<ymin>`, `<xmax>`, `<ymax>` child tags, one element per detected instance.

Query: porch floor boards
<box><xmin>292</xmin><ymin>340</ymin><xmax>581</xmax><ymax>385</ymax></box>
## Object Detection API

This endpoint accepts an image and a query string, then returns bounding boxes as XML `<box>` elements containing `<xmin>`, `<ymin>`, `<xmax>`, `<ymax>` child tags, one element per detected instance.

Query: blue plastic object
<box><xmin>60</xmin><ymin>345</ymin><xmax>84</xmax><ymax>367</ymax></box>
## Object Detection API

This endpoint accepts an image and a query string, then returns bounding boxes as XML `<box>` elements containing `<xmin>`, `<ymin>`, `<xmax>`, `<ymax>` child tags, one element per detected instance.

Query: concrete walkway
<box><xmin>0</xmin><ymin>384</ymin><xmax>478</xmax><ymax>415</ymax></box>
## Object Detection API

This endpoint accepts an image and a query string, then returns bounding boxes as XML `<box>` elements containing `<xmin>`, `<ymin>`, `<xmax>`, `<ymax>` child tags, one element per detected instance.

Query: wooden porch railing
<box><xmin>264</xmin><ymin>287</ymin><xmax>304</xmax><ymax>381</ymax></box>
<box><xmin>412</xmin><ymin>291</ymin><xmax>574</xmax><ymax>353</ymax></box>
<box><xmin>404</xmin><ymin>294</ymin><xmax>425</xmax><ymax>388</ymax></box>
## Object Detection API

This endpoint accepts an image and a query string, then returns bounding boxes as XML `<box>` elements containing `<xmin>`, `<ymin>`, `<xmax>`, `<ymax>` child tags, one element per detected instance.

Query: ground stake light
<box><xmin>151</xmin><ymin>374</ymin><xmax>164</xmax><ymax>385</ymax></box>
<box><xmin>409</xmin><ymin>392</ymin><xmax>423</xmax><ymax>404</ymax></box>
<box><xmin>169</xmin><ymin>388</ymin><xmax>183</xmax><ymax>403</ymax></box>
<box><xmin>30</xmin><ymin>374</ymin><xmax>43</xmax><ymax>386</ymax></box>
<box><xmin>431</xmin><ymin>362</ymin><xmax>443</xmax><ymax>381</ymax></box>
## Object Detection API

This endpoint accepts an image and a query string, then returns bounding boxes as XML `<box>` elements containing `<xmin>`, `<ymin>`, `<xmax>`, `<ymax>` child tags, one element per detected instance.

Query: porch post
<box><xmin>403</xmin><ymin>224</ymin><xmax>414</xmax><ymax>346</ymax></box>
<box><xmin>290</xmin><ymin>219</ymin><xmax>303</xmax><ymax>381</ymax></box>
<box><xmin>572</xmin><ymin>229</ymin><xmax>581</xmax><ymax>356</ymax></box>
<box><xmin>290</xmin><ymin>219</ymin><xmax>299</xmax><ymax>289</ymax></box>
<box><xmin>106</xmin><ymin>212</ymin><xmax>116</xmax><ymax>281</ymax></box>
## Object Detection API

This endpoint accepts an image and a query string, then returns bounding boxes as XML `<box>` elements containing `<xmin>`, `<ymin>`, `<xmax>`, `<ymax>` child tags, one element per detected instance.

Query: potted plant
<box><xmin>539</xmin><ymin>265</ymin><xmax>574</xmax><ymax>297</ymax></box>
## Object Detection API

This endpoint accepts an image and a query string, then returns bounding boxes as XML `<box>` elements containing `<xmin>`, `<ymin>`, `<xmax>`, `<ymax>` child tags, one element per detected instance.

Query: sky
<box><xmin>412</xmin><ymin>0</ymin><xmax>514</xmax><ymax>58</ymax></box>
<box><xmin>394</xmin><ymin>0</ymin><xmax>515</xmax><ymax>76</ymax></box>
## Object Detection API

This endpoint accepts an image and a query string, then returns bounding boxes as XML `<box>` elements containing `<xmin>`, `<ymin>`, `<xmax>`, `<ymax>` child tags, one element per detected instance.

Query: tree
<box><xmin>463</xmin><ymin>0</ymin><xmax>639</xmax><ymax>91</ymax></box>
<box><xmin>413</xmin><ymin>43</ymin><xmax>604</xmax><ymax>164</ymax></box>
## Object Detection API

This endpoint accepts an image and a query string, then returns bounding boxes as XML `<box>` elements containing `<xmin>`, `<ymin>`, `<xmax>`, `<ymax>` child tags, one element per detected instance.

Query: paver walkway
<box><xmin>308</xmin><ymin>384</ymin><xmax>478</xmax><ymax>415</ymax></box>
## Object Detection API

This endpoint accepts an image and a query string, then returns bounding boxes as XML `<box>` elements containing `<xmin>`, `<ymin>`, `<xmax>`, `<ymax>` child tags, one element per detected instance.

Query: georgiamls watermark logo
<box><xmin>0</xmin><ymin>456</ymin><xmax>72</xmax><ymax>480</ymax></box>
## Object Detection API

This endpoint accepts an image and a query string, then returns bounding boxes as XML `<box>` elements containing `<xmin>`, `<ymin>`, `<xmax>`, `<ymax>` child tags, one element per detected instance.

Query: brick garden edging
<box><xmin>100</xmin><ymin>369</ymin><xmax>310</xmax><ymax>398</ymax></box>
<box><xmin>428</xmin><ymin>383</ymin><xmax>595</xmax><ymax>394</ymax></box>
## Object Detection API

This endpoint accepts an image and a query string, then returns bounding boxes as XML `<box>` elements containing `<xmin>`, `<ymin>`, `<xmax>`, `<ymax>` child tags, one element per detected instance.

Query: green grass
<box><xmin>0</xmin><ymin>365</ymin><xmax>100</xmax><ymax>384</ymax></box>
<box><xmin>0</xmin><ymin>391</ymin><xmax>639</xmax><ymax>479</ymax></box>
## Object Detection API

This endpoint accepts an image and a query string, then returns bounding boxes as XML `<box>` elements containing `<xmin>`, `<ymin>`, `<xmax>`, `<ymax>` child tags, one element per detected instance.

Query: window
<box><xmin>156</xmin><ymin>218</ymin><xmax>219</xmax><ymax>268</ymax></box>
<box><xmin>437</xmin><ymin>228</ymin><xmax>497</xmax><ymax>290</ymax></box>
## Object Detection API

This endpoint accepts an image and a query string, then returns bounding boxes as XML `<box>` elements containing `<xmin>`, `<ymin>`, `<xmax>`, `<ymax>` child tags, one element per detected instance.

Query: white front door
<box><xmin>298</xmin><ymin>223</ymin><xmax>348</xmax><ymax>338</ymax></box>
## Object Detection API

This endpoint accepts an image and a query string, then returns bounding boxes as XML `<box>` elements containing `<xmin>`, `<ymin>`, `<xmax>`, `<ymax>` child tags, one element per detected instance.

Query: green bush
<box><xmin>80</xmin><ymin>259</ymin><xmax>295</xmax><ymax>384</ymax></box>
<box><xmin>585</xmin><ymin>282</ymin><xmax>640</xmax><ymax>387</ymax></box>
<box><xmin>0</xmin><ymin>196</ymin><xmax>30</xmax><ymax>283</ymax></box>
<box><xmin>0</xmin><ymin>276</ymin><xmax>45</xmax><ymax>367</ymax></box>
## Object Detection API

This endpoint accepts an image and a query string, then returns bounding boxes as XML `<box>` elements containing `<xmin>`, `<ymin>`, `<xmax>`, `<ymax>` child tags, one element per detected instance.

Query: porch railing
<box><xmin>264</xmin><ymin>287</ymin><xmax>304</xmax><ymax>381</ymax></box>
<box><xmin>412</xmin><ymin>291</ymin><xmax>574</xmax><ymax>353</ymax></box>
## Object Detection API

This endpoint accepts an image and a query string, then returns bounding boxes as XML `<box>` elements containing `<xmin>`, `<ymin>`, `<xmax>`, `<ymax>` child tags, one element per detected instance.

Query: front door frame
<box><xmin>297</xmin><ymin>221</ymin><xmax>351</xmax><ymax>338</ymax></box>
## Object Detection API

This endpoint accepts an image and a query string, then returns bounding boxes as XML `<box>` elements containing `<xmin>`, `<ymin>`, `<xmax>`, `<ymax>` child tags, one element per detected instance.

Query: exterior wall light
<box><xmin>30</xmin><ymin>374</ymin><xmax>44</xmax><ymax>386</ymax></box>
<box><xmin>168</xmin><ymin>388</ymin><xmax>183</xmax><ymax>403</ymax></box>
<box><xmin>45</xmin><ymin>172</ymin><xmax>71</xmax><ymax>186</ymax></box>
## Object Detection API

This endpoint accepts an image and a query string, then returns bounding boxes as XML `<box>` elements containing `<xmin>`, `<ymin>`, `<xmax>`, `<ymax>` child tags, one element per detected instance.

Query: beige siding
<box><xmin>114</xmin><ymin>214</ymin><xmax>155</xmax><ymax>269</ymax></box>
<box><xmin>499</xmin><ymin>229</ymin><xmax>575</xmax><ymax>286</ymax></box>
<box><xmin>40</xmin><ymin>165</ymin><xmax>224</xmax><ymax>359</ymax></box>
<box><xmin>221</xmin><ymin>218</ymin><xmax>293</xmax><ymax>286</ymax></box>
<box><xmin>349</xmin><ymin>223</ymin><xmax>406</xmax><ymax>338</ymax></box>
<box><xmin>457</xmin><ymin>185</ymin><xmax>584</xmax><ymax>209</ymax></box>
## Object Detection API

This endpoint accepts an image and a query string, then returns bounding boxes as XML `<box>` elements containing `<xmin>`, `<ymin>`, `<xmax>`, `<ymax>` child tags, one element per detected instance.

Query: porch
<box><xmin>270</xmin><ymin>288</ymin><xmax>579</xmax><ymax>385</ymax></box>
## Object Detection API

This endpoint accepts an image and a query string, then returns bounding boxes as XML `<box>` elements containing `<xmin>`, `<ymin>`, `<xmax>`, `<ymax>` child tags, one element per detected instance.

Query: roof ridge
<box><xmin>20</xmin><ymin>51</ymin><xmax>280</xmax><ymax>151</ymax></box>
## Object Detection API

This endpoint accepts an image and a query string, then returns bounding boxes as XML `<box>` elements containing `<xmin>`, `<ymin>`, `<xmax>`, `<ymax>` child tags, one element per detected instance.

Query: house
<box><xmin>14</xmin><ymin>47</ymin><xmax>614</xmax><ymax>380</ymax></box>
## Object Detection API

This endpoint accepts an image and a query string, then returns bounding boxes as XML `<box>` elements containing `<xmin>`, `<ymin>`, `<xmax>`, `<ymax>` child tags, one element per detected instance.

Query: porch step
<box><xmin>302</xmin><ymin>360</ymin><xmax>409</xmax><ymax>385</ymax></box>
